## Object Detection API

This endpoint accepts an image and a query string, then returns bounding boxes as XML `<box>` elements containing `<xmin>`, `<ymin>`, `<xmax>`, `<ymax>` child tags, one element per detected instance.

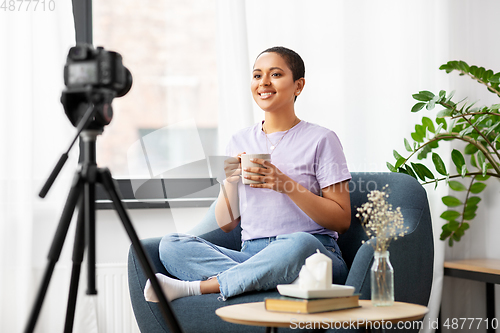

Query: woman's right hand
<box><xmin>224</xmin><ymin>152</ymin><xmax>245</xmax><ymax>183</ymax></box>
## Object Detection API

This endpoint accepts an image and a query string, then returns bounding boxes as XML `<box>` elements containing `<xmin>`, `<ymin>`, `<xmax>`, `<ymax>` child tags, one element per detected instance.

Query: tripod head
<box><xmin>39</xmin><ymin>44</ymin><xmax>132</xmax><ymax>198</ymax></box>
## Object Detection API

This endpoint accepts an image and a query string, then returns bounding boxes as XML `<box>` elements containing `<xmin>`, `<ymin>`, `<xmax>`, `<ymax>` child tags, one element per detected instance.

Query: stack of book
<box><xmin>265</xmin><ymin>294</ymin><xmax>360</xmax><ymax>314</ymax></box>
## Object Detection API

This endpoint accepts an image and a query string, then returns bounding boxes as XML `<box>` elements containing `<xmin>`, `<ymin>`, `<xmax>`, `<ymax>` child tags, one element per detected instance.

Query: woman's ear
<box><xmin>295</xmin><ymin>78</ymin><xmax>305</xmax><ymax>96</ymax></box>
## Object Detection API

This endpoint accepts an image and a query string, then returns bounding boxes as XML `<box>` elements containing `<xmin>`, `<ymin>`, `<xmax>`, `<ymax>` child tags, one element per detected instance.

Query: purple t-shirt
<box><xmin>226</xmin><ymin>120</ymin><xmax>351</xmax><ymax>241</ymax></box>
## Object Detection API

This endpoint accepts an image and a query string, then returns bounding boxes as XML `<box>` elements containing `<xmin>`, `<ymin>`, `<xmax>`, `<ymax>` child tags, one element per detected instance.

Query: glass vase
<box><xmin>371</xmin><ymin>250</ymin><xmax>394</xmax><ymax>306</ymax></box>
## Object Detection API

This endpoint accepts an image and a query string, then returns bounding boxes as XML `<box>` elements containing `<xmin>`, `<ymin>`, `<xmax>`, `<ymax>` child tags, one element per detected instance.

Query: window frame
<box><xmin>73</xmin><ymin>0</ymin><xmax>218</xmax><ymax>209</ymax></box>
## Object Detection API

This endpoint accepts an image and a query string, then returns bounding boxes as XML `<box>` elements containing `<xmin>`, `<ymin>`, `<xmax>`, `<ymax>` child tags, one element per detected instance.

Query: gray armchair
<box><xmin>128</xmin><ymin>172</ymin><xmax>434</xmax><ymax>332</ymax></box>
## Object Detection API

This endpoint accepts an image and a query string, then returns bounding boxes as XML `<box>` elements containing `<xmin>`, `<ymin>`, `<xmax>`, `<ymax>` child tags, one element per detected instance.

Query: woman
<box><xmin>144</xmin><ymin>46</ymin><xmax>351</xmax><ymax>302</ymax></box>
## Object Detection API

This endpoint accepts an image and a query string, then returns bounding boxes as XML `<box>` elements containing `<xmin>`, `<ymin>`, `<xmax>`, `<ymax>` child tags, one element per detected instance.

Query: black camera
<box><xmin>61</xmin><ymin>44</ymin><xmax>132</xmax><ymax>128</ymax></box>
<box><xmin>64</xmin><ymin>44</ymin><xmax>132</xmax><ymax>97</ymax></box>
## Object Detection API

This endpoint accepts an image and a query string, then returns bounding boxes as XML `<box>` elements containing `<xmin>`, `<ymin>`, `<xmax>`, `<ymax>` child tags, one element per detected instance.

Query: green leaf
<box><xmin>448</xmin><ymin>237</ymin><xmax>454</xmax><ymax>247</ymax></box>
<box><xmin>440</xmin><ymin>227</ymin><xmax>452</xmax><ymax>240</ymax></box>
<box><xmin>459</xmin><ymin>126</ymin><xmax>474</xmax><ymax>137</ymax></box>
<box><xmin>439</xmin><ymin>63</ymin><xmax>453</xmax><ymax>73</ymax></box>
<box><xmin>395</xmin><ymin>157</ymin><xmax>406</xmax><ymax>169</ymax></box>
<box><xmin>476</xmin><ymin>67</ymin><xmax>485</xmax><ymax>81</ymax></box>
<box><xmin>427</xmin><ymin>98</ymin><xmax>436</xmax><ymax>110</ymax></box>
<box><xmin>448</xmin><ymin>180</ymin><xmax>467</xmax><ymax>191</ymax></box>
<box><xmin>476</xmin><ymin>150</ymin><xmax>486</xmax><ymax>166</ymax></box>
<box><xmin>464</xmin><ymin>204</ymin><xmax>478</xmax><ymax>214</ymax></box>
<box><xmin>439</xmin><ymin>90</ymin><xmax>446</xmax><ymax>99</ymax></box>
<box><xmin>393</xmin><ymin>150</ymin><xmax>403</xmax><ymax>160</ymax></box>
<box><xmin>397</xmin><ymin>167</ymin><xmax>408</xmax><ymax>175</ymax></box>
<box><xmin>404</xmin><ymin>138</ymin><xmax>413</xmax><ymax>152</ymax></box>
<box><xmin>483</xmin><ymin>70</ymin><xmax>494</xmax><ymax>82</ymax></box>
<box><xmin>403</xmin><ymin>165</ymin><xmax>417</xmax><ymax>180</ymax></box>
<box><xmin>448</xmin><ymin>220</ymin><xmax>460</xmax><ymax>231</ymax></box>
<box><xmin>440</xmin><ymin>210</ymin><xmax>461</xmax><ymax>221</ymax></box>
<box><xmin>413</xmin><ymin>91</ymin><xmax>435</xmax><ymax>102</ymax></box>
<box><xmin>458</xmin><ymin>61</ymin><xmax>470</xmax><ymax>73</ymax></box>
<box><xmin>446</xmin><ymin>90</ymin><xmax>456</xmax><ymax>103</ymax></box>
<box><xmin>475</xmin><ymin>174</ymin><xmax>490</xmax><ymax>181</ymax></box>
<box><xmin>432</xmin><ymin>153</ymin><xmax>447</xmax><ymax>175</ymax></box>
<box><xmin>415</xmin><ymin>124</ymin><xmax>426</xmax><ymax>138</ymax></box>
<box><xmin>413</xmin><ymin>162</ymin><xmax>435</xmax><ymax>180</ymax></box>
<box><xmin>463</xmin><ymin>210</ymin><xmax>476</xmax><ymax>221</ymax></box>
<box><xmin>461</xmin><ymin>164</ymin><xmax>468</xmax><ymax>177</ymax></box>
<box><xmin>436</xmin><ymin>117</ymin><xmax>448</xmax><ymax>130</ymax></box>
<box><xmin>420</xmin><ymin>90</ymin><xmax>435</xmax><ymax>99</ymax></box>
<box><xmin>411</xmin><ymin>102</ymin><xmax>426</xmax><ymax>113</ymax></box>
<box><xmin>466</xmin><ymin>196</ymin><xmax>481</xmax><ymax>206</ymax></box>
<box><xmin>435</xmin><ymin>123</ymin><xmax>444</xmax><ymax>134</ymax></box>
<box><xmin>470</xmin><ymin>182</ymin><xmax>486</xmax><ymax>194</ymax></box>
<box><xmin>386</xmin><ymin>162</ymin><xmax>396</xmax><ymax>172</ymax></box>
<box><xmin>411</xmin><ymin>162</ymin><xmax>426</xmax><ymax>181</ymax></box>
<box><xmin>422</xmin><ymin>117</ymin><xmax>436</xmax><ymax>133</ymax></box>
<box><xmin>485</xmin><ymin>121</ymin><xmax>500</xmax><ymax>136</ymax></box>
<box><xmin>491</xmin><ymin>103</ymin><xmax>500</xmax><ymax>110</ymax></box>
<box><xmin>489</xmin><ymin>73</ymin><xmax>500</xmax><ymax>83</ymax></box>
<box><xmin>442</xmin><ymin>196</ymin><xmax>462</xmax><ymax>207</ymax></box>
<box><xmin>464</xmin><ymin>144</ymin><xmax>478</xmax><ymax>154</ymax></box>
<box><xmin>411</xmin><ymin>132</ymin><xmax>424</xmax><ymax>143</ymax></box>
<box><xmin>472</xmin><ymin>114</ymin><xmax>489</xmax><ymax>127</ymax></box>
<box><xmin>451</xmin><ymin>149</ymin><xmax>466</xmax><ymax>173</ymax></box>
<box><xmin>470</xmin><ymin>154</ymin><xmax>478</xmax><ymax>168</ymax></box>
<box><xmin>436</xmin><ymin>109</ymin><xmax>452</xmax><ymax>118</ymax></box>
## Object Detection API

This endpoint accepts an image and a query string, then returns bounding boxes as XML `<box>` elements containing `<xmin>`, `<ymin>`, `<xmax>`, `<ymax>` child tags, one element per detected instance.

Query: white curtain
<box><xmin>216</xmin><ymin>0</ymin><xmax>255</xmax><ymax>153</ymax></box>
<box><xmin>0</xmin><ymin>4</ymin><xmax>76</xmax><ymax>332</ymax></box>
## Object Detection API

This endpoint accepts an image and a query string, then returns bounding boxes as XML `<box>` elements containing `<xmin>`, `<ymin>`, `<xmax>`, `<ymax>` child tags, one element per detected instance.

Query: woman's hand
<box><xmin>243</xmin><ymin>158</ymin><xmax>294</xmax><ymax>193</ymax></box>
<box><xmin>224</xmin><ymin>152</ymin><xmax>245</xmax><ymax>183</ymax></box>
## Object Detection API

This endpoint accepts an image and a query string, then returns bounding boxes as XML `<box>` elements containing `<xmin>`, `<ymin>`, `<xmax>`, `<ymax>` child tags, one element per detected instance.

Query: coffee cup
<box><xmin>240</xmin><ymin>154</ymin><xmax>271</xmax><ymax>185</ymax></box>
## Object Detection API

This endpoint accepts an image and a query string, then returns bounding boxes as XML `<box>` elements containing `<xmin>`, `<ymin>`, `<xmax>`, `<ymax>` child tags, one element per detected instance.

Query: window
<box><xmin>93</xmin><ymin>0</ymin><xmax>219</xmax><ymax>179</ymax></box>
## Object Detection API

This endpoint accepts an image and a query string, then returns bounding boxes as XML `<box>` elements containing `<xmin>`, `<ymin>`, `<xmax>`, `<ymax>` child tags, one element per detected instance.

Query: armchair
<box><xmin>128</xmin><ymin>172</ymin><xmax>434</xmax><ymax>332</ymax></box>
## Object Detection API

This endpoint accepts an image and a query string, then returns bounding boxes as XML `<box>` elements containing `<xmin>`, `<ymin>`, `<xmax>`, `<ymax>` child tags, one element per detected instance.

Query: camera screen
<box><xmin>67</xmin><ymin>62</ymin><xmax>98</xmax><ymax>85</ymax></box>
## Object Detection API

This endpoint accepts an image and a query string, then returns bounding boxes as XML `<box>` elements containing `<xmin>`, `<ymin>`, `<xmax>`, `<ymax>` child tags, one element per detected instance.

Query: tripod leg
<box><xmin>64</xmin><ymin>199</ymin><xmax>86</xmax><ymax>333</ymax></box>
<box><xmin>85</xmin><ymin>178</ymin><xmax>98</xmax><ymax>295</ymax></box>
<box><xmin>97</xmin><ymin>168</ymin><xmax>183</xmax><ymax>333</ymax></box>
<box><xmin>24</xmin><ymin>173</ymin><xmax>84</xmax><ymax>333</ymax></box>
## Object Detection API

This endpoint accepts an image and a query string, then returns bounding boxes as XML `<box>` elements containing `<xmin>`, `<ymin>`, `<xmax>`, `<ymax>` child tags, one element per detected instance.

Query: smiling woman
<box><xmin>143</xmin><ymin>46</ymin><xmax>352</xmax><ymax>303</ymax></box>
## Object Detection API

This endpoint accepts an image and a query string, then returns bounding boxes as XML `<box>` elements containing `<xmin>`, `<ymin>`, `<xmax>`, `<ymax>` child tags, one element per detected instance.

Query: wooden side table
<box><xmin>216</xmin><ymin>300</ymin><xmax>428</xmax><ymax>332</ymax></box>
<box><xmin>443</xmin><ymin>259</ymin><xmax>500</xmax><ymax>333</ymax></box>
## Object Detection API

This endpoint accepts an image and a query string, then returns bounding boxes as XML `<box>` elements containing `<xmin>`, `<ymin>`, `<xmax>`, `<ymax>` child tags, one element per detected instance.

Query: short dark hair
<box><xmin>257</xmin><ymin>46</ymin><xmax>305</xmax><ymax>81</ymax></box>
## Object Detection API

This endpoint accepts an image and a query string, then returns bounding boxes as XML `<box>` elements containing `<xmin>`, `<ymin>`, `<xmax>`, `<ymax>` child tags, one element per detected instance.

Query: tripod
<box><xmin>25</xmin><ymin>125</ymin><xmax>183</xmax><ymax>332</ymax></box>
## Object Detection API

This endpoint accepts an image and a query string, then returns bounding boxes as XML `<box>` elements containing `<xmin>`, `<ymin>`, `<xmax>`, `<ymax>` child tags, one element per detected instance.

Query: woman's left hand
<box><xmin>243</xmin><ymin>158</ymin><xmax>295</xmax><ymax>193</ymax></box>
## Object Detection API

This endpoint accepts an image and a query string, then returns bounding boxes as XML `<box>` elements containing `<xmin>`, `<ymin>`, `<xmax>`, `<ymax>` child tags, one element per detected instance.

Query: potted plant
<box><xmin>387</xmin><ymin>60</ymin><xmax>500</xmax><ymax>246</ymax></box>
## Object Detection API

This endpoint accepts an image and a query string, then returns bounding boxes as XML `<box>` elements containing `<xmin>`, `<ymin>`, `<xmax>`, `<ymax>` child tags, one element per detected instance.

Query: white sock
<box><xmin>144</xmin><ymin>273</ymin><xmax>201</xmax><ymax>302</ymax></box>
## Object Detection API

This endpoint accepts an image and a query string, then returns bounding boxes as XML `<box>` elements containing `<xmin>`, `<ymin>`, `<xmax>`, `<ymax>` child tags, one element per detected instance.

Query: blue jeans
<box><xmin>159</xmin><ymin>232</ymin><xmax>348</xmax><ymax>300</ymax></box>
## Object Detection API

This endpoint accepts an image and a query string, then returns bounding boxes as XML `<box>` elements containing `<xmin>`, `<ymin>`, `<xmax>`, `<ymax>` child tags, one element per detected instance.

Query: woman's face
<box><xmin>251</xmin><ymin>52</ymin><xmax>303</xmax><ymax>113</ymax></box>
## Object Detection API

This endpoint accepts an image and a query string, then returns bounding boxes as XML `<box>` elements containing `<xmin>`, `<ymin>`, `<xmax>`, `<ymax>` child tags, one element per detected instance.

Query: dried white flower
<box><xmin>356</xmin><ymin>185</ymin><xmax>408</xmax><ymax>253</ymax></box>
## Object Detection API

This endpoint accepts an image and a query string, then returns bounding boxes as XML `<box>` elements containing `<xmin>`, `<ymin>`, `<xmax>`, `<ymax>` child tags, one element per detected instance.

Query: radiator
<box><xmin>31</xmin><ymin>263</ymin><xmax>140</xmax><ymax>333</ymax></box>
<box><xmin>95</xmin><ymin>264</ymin><xmax>140</xmax><ymax>333</ymax></box>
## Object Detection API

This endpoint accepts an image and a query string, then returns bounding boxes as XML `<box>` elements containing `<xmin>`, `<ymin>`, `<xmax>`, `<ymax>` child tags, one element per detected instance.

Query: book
<box><xmin>265</xmin><ymin>295</ymin><xmax>360</xmax><ymax>314</ymax></box>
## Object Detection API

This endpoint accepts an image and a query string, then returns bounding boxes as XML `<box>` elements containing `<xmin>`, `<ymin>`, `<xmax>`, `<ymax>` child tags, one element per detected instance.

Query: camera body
<box><xmin>64</xmin><ymin>44</ymin><xmax>131</xmax><ymax>97</ymax></box>
<box><xmin>61</xmin><ymin>44</ymin><xmax>132</xmax><ymax>128</ymax></box>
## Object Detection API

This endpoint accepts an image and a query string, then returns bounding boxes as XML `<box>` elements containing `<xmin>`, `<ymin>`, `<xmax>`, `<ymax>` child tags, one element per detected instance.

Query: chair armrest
<box><xmin>345</xmin><ymin>243</ymin><xmax>374</xmax><ymax>299</ymax></box>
